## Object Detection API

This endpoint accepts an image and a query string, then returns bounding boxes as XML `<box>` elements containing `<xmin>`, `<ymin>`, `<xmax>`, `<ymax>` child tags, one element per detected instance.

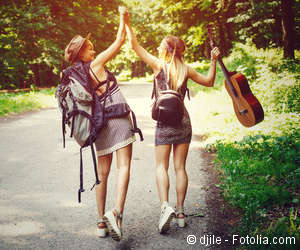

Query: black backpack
<box><xmin>152</xmin><ymin>89</ymin><xmax>184</xmax><ymax>127</ymax></box>
<box><xmin>151</xmin><ymin>67</ymin><xmax>189</xmax><ymax>127</ymax></box>
<box><xmin>56</xmin><ymin>61</ymin><xmax>143</xmax><ymax>202</ymax></box>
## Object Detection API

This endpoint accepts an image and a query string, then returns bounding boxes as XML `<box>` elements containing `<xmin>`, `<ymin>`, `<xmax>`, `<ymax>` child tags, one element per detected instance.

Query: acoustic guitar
<box><xmin>207</xmin><ymin>25</ymin><xmax>264</xmax><ymax>127</ymax></box>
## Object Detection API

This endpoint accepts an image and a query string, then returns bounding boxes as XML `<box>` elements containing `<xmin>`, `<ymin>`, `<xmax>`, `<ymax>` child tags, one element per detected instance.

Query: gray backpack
<box><xmin>56</xmin><ymin>61</ymin><xmax>143</xmax><ymax>202</ymax></box>
<box><xmin>57</xmin><ymin>74</ymin><xmax>94</xmax><ymax>146</ymax></box>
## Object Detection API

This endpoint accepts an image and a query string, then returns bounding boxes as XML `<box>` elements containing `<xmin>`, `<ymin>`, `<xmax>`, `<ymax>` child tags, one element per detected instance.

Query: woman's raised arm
<box><xmin>125</xmin><ymin>14</ymin><xmax>160</xmax><ymax>74</ymax></box>
<box><xmin>91</xmin><ymin>6</ymin><xmax>127</xmax><ymax>70</ymax></box>
<box><xmin>187</xmin><ymin>47</ymin><xmax>220</xmax><ymax>87</ymax></box>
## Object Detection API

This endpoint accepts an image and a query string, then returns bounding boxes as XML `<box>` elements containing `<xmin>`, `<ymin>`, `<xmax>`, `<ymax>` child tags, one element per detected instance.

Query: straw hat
<box><xmin>64</xmin><ymin>33</ymin><xmax>91</xmax><ymax>64</ymax></box>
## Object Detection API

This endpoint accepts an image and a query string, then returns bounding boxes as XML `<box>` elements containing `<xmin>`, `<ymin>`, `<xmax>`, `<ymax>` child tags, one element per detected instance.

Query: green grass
<box><xmin>0</xmin><ymin>88</ymin><xmax>57</xmax><ymax>116</ymax></box>
<box><xmin>214</xmin><ymin>133</ymin><xmax>300</xmax><ymax>249</ymax></box>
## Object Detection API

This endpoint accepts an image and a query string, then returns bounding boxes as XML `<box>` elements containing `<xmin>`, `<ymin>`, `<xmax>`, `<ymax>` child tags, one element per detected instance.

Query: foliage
<box><xmin>214</xmin><ymin>132</ymin><xmax>300</xmax><ymax>245</ymax></box>
<box><xmin>160</xmin><ymin>0</ymin><xmax>300</xmax><ymax>59</ymax></box>
<box><xmin>257</xmin><ymin>209</ymin><xmax>300</xmax><ymax>250</ymax></box>
<box><xmin>159</xmin><ymin>0</ymin><xmax>215</xmax><ymax>60</ymax></box>
<box><xmin>1</xmin><ymin>0</ymin><xmax>300</xmax><ymax>87</ymax></box>
<box><xmin>0</xmin><ymin>88</ymin><xmax>56</xmax><ymax>116</ymax></box>
<box><xmin>215</xmin><ymin>133</ymin><xmax>300</xmax><ymax>211</ymax></box>
<box><xmin>0</xmin><ymin>0</ymin><xmax>57</xmax><ymax>88</ymax></box>
<box><xmin>0</xmin><ymin>0</ymin><xmax>121</xmax><ymax>89</ymax></box>
<box><xmin>227</xmin><ymin>0</ymin><xmax>282</xmax><ymax>48</ymax></box>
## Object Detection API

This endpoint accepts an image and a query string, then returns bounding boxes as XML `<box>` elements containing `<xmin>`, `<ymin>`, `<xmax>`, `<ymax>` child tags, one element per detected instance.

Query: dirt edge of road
<box><xmin>201</xmin><ymin>149</ymin><xmax>241</xmax><ymax>249</ymax></box>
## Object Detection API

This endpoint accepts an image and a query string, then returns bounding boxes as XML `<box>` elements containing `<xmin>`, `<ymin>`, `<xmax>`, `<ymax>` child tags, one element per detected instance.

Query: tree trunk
<box><xmin>224</xmin><ymin>22</ymin><xmax>233</xmax><ymax>55</ymax></box>
<box><xmin>281</xmin><ymin>0</ymin><xmax>295</xmax><ymax>59</ymax></box>
<box><xmin>216</xmin><ymin>16</ymin><xmax>229</xmax><ymax>57</ymax></box>
<box><xmin>32</xmin><ymin>63</ymin><xmax>40</xmax><ymax>86</ymax></box>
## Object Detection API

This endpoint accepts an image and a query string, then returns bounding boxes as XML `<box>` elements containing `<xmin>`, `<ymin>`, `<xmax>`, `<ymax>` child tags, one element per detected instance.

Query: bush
<box><xmin>214</xmin><ymin>132</ymin><xmax>300</xmax><ymax>245</ymax></box>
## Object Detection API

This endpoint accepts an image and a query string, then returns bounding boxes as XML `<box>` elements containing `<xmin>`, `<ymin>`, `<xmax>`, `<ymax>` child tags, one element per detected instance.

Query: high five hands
<box><xmin>118</xmin><ymin>5</ymin><xmax>220</xmax><ymax>63</ymax></box>
<box><xmin>119</xmin><ymin>6</ymin><xmax>129</xmax><ymax>23</ymax></box>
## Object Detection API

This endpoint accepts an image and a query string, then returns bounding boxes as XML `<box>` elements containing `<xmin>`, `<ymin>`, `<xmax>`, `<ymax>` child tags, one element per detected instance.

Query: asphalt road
<box><xmin>0</xmin><ymin>83</ymin><xmax>225</xmax><ymax>250</ymax></box>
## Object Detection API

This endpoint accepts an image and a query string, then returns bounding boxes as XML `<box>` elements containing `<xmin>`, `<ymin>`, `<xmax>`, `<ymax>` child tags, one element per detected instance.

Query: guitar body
<box><xmin>225</xmin><ymin>72</ymin><xmax>264</xmax><ymax>127</ymax></box>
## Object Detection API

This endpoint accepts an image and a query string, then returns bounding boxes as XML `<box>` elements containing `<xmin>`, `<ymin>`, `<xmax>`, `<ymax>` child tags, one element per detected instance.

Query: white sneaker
<box><xmin>158</xmin><ymin>202</ymin><xmax>175</xmax><ymax>233</ymax></box>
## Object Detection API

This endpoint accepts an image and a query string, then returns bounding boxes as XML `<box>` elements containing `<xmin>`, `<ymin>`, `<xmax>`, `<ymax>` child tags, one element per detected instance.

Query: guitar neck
<box><xmin>217</xmin><ymin>58</ymin><xmax>238</xmax><ymax>98</ymax></box>
<box><xmin>207</xmin><ymin>25</ymin><xmax>238</xmax><ymax>98</ymax></box>
<box><xmin>207</xmin><ymin>25</ymin><xmax>238</xmax><ymax>97</ymax></box>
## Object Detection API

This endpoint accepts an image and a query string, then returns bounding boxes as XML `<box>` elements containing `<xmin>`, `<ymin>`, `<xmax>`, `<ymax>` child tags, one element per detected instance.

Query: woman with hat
<box><xmin>124</xmin><ymin>13</ymin><xmax>220</xmax><ymax>233</ymax></box>
<box><xmin>64</xmin><ymin>7</ymin><xmax>135</xmax><ymax>241</ymax></box>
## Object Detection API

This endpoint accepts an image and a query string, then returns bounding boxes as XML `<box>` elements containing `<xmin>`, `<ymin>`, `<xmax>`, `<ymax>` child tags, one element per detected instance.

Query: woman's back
<box><xmin>154</xmin><ymin>65</ymin><xmax>189</xmax><ymax>100</ymax></box>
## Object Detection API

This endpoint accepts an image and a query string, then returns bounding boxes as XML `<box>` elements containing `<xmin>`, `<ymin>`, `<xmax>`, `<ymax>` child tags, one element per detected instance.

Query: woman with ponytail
<box><xmin>125</xmin><ymin>14</ymin><xmax>220</xmax><ymax>233</ymax></box>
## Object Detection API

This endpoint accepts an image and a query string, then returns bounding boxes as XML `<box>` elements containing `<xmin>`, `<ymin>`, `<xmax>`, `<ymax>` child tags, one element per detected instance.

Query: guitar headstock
<box><xmin>207</xmin><ymin>24</ymin><xmax>215</xmax><ymax>49</ymax></box>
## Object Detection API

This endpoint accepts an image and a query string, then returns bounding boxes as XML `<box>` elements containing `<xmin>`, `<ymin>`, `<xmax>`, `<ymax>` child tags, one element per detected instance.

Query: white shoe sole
<box><xmin>177</xmin><ymin>218</ymin><xmax>185</xmax><ymax>228</ymax></box>
<box><xmin>96</xmin><ymin>227</ymin><xmax>108</xmax><ymax>237</ymax></box>
<box><xmin>103</xmin><ymin>211</ymin><xmax>122</xmax><ymax>241</ymax></box>
<box><xmin>159</xmin><ymin>208</ymin><xmax>175</xmax><ymax>233</ymax></box>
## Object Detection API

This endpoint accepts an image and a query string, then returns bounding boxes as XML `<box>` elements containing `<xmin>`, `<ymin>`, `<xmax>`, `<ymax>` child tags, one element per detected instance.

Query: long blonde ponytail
<box><xmin>163</xmin><ymin>36</ymin><xmax>187</xmax><ymax>91</ymax></box>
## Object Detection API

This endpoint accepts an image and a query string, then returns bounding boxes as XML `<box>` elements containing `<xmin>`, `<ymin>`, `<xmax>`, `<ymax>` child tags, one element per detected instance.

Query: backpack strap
<box><xmin>181</xmin><ymin>75</ymin><xmax>190</xmax><ymax>100</ymax></box>
<box><xmin>62</xmin><ymin>108</ymin><xmax>66</xmax><ymax>148</ymax></box>
<box><xmin>78</xmin><ymin>147</ymin><xmax>85</xmax><ymax>203</ymax></box>
<box><xmin>130</xmin><ymin>110</ymin><xmax>144</xmax><ymax>141</ymax></box>
<box><xmin>105</xmin><ymin>69</ymin><xmax>115</xmax><ymax>103</ymax></box>
<box><xmin>90</xmin><ymin>67</ymin><xmax>113</xmax><ymax>103</ymax></box>
<box><xmin>78</xmin><ymin>142</ymin><xmax>101</xmax><ymax>203</ymax></box>
<box><xmin>58</xmin><ymin>86</ymin><xmax>68</xmax><ymax>148</ymax></box>
<box><xmin>90</xmin><ymin>142</ymin><xmax>101</xmax><ymax>190</ymax></box>
<box><xmin>186</xmin><ymin>87</ymin><xmax>191</xmax><ymax>100</ymax></box>
<box><xmin>90</xmin><ymin>67</ymin><xmax>107</xmax><ymax>91</ymax></box>
<box><xmin>151</xmin><ymin>65</ymin><xmax>171</xmax><ymax>101</ymax></box>
<box><xmin>151</xmin><ymin>78</ymin><xmax>157</xmax><ymax>100</ymax></box>
<box><xmin>153</xmin><ymin>64</ymin><xmax>191</xmax><ymax>101</ymax></box>
<box><xmin>70</xmin><ymin>116</ymin><xmax>75</xmax><ymax>138</ymax></box>
<box><xmin>67</xmin><ymin>109</ymin><xmax>94</xmax><ymax>140</ymax></box>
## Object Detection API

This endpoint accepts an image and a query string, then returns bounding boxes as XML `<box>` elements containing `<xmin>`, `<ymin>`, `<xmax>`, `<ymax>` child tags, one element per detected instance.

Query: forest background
<box><xmin>1</xmin><ymin>0</ymin><xmax>299</xmax><ymax>88</ymax></box>
<box><xmin>0</xmin><ymin>0</ymin><xmax>299</xmax><ymax>248</ymax></box>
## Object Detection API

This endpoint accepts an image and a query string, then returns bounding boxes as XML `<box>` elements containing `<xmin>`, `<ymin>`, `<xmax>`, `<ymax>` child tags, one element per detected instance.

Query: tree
<box><xmin>0</xmin><ymin>0</ymin><xmax>122</xmax><ymax>89</ymax></box>
<box><xmin>0</xmin><ymin>0</ymin><xmax>56</xmax><ymax>88</ymax></box>
<box><xmin>160</xmin><ymin>0</ymin><xmax>300</xmax><ymax>60</ymax></box>
<box><xmin>159</xmin><ymin>0</ymin><xmax>236</xmax><ymax>59</ymax></box>
<box><xmin>1</xmin><ymin>0</ymin><xmax>299</xmax><ymax>88</ymax></box>
<box><xmin>227</xmin><ymin>0</ymin><xmax>299</xmax><ymax>59</ymax></box>
<box><xmin>281</xmin><ymin>0</ymin><xmax>295</xmax><ymax>59</ymax></box>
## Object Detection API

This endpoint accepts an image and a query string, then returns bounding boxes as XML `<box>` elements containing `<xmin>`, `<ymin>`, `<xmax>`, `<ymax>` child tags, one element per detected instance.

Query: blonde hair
<box><xmin>162</xmin><ymin>36</ymin><xmax>187</xmax><ymax>90</ymax></box>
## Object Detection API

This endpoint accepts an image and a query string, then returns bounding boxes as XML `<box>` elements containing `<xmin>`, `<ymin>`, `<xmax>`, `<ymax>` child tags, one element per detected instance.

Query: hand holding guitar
<box><xmin>207</xmin><ymin>25</ymin><xmax>264</xmax><ymax>127</ymax></box>
<box><xmin>210</xmin><ymin>47</ymin><xmax>220</xmax><ymax>61</ymax></box>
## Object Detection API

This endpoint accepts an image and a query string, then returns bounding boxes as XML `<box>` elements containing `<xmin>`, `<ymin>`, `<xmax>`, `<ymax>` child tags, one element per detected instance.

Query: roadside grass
<box><xmin>0</xmin><ymin>88</ymin><xmax>57</xmax><ymax>116</ymax></box>
<box><xmin>214</xmin><ymin>132</ymin><xmax>300</xmax><ymax>249</ymax></box>
<box><xmin>190</xmin><ymin>43</ymin><xmax>300</xmax><ymax>248</ymax></box>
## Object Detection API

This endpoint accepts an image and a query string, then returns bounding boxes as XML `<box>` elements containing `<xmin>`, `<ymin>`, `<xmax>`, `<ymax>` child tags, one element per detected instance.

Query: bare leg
<box><xmin>173</xmin><ymin>143</ymin><xmax>189</xmax><ymax>218</ymax></box>
<box><xmin>114</xmin><ymin>143</ymin><xmax>133</xmax><ymax>226</ymax></box>
<box><xmin>95</xmin><ymin>153</ymin><xmax>113</xmax><ymax>225</ymax></box>
<box><xmin>155</xmin><ymin>144</ymin><xmax>172</xmax><ymax>204</ymax></box>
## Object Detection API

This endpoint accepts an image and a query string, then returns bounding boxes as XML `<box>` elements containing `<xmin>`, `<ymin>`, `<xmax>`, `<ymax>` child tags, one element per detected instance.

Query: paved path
<box><xmin>0</xmin><ymin>83</ymin><xmax>226</xmax><ymax>249</ymax></box>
